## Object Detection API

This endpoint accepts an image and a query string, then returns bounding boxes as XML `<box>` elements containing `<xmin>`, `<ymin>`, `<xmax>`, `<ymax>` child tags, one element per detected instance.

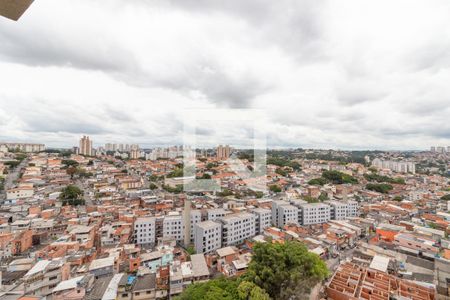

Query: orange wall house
<box><xmin>376</xmin><ymin>224</ymin><xmax>404</xmax><ymax>243</ymax></box>
<box><xmin>12</xmin><ymin>230</ymin><xmax>33</xmax><ymax>255</ymax></box>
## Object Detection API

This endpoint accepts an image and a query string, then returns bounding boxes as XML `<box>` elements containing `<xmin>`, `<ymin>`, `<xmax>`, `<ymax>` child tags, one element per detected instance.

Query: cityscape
<box><xmin>1</xmin><ymin>1</ymin><xmax>450</xmax><ymax>300</ymax></box>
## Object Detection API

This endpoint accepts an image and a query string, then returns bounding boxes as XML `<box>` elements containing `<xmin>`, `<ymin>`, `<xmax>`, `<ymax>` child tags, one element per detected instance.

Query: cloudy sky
<box><xmin>1</xmin><ymin>0</ymin><xmax>449</xmax><ymax>150</ymax></box>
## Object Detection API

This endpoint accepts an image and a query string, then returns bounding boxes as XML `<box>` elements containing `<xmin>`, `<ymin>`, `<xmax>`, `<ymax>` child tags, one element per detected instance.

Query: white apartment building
<box><xmin>346</xmin><ymin>200</ymin><xmax>359</xmax><ymax>217</ymax></box>
<box><xmin>207</xmin><ymin>208</ymin><xmax>228</xmax><ymax>221</ymax></box>
<box><xmin>0</xmin><ymin>143</ymin><xmax>45</xmax><ymax>153</ymax></box>
<box><xmin>134</xmin><ymin>217</ymin><xmax>156</xmax><ymax>246</ymax></box>
<box><xmin>251</xmin><ymin>208</ymin><xmax>272</xmax><ymax>234</ymax></box>
<box><xmin>163</xmin><ymin>214</ymin><xmax>184</xmax><ymax>242</ymax></box>
<box><xmin>220</xmin><ymin>213</ymin><xmax>256</xmax><ymax>247</ymax></box>
<box><xmin>371</xmin><ymin>158</ymin><xmax>416</xmax><ymax>174</ymax></box>
<box><xmin>272</xmin><ymin>200</ymin><xmax>299</xmax><ymax>227</ymax></box>
<box><xmin>326</xmin><ymin>201</ymin><xmax>348</xmax><ymax>220</ymax></box>
<box><xmin>300</xmin><ymin>203</ymin><xmax>331</xmax><ymax>225</ymax></box>
<box><xmin>190</xmin><ymin>210</ymin><xmax>202</xmax><ymax>242</ymax></box>
<box><xmin>325</xmin><ymin>200</ymin><xmax>358</xmax><ymax>220</ymax></box>
<box><xmin>194</xmin><ymin>220</ymin><xmax>222</xmax><ymax>254</ymax></box>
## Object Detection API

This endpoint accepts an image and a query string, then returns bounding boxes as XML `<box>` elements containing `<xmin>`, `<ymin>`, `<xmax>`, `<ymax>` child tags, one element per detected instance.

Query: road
<box><xmin>0</xmin><ymin>158</ymin><xmax>28</xmax><ymax>200</ymax></box>
<box><xmin>4</xmin><ymin>159</ymin><xmax>28</xmax><ymax>189</ymax></box>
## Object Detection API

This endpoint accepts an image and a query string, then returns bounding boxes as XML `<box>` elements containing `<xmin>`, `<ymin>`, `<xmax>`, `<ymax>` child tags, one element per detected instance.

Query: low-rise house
<box><xmin>52</xmin><ymin>275</ymin><xmax>93</xmax><ymax>300</ymax></box>
<box><xmin>23</xmin><ymin>259</ymin><xmax>70</xmax><ymax>297</ymax></box>
<box><xmin>89</xmin><ymin>256</ymin><xmax>116</xmax><ymax>279</ymax></box>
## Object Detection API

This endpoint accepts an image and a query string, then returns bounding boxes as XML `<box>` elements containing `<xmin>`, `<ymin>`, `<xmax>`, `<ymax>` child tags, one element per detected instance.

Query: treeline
<box><xmin>308</xmin><ymin>170</ymin><xmax>358</xmax><ymax>185</ymax></box>
<box><xmin>366</xmin><ymin>183</ymin><xmax>393</xmax><ymax>194</ymax></box>
<box><xmin>364</xmin><ymin>173</ymin><xmax>405</xmax><ymax>184</ymax></box>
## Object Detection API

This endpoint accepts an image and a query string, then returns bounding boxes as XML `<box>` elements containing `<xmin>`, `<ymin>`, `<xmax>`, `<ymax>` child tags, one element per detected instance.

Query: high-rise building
<box><xmin>216</xmin><ymin>145</ymin><xmax>231</xmax><ymax>159</ymax></box>
<box><xmin>0</xmin><ymin>143</ymin><xmax>45</xmax><ymax>153</ymax></box>
<box><xmin>130</xmin><ymin>148</ymin><xmax>140</xmax><ymax>159</ymax></box>
<box><xmin>79</xmin><ymin>136</ymin><xmax>93</xmax><ymax>156</ymax></box>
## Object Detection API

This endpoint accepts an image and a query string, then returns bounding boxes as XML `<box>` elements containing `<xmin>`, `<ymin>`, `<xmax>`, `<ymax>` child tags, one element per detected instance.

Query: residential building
<box><xmin>194</xmin><ymin>220</ymin><xmax>222</xmax><ymax>254</ymax></box>
<box><xmin>220</xmin><ymin>213</ymin><xmax>256</xmax><ymax>247</ymax></box>
<box><xmin>134</xmin><ymin>217</ymin><xmax>156</xmax><ymax>246</ymax></box>
<box><xmin>251</xmin><ymin>208</ymin><xmax>271</xmax><ymax>234</ymax></box>
<box><xmin>79</xmin><ymin>136</ymin><xmax>93</xmax><ymax>156</ymax></box>
<box><xmin>300</xmin><ymin>203</ymin><xmax>331</xmax><ymax>225</ymax></box>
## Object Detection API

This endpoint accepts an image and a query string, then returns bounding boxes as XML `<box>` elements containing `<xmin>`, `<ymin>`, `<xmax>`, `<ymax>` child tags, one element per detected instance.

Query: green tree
<box><xmin>441</xmin><ymin>194</ymin><xmax>450</xmax><ymax>200</ymax></box>
<box><xmin>275</xmin><ymin>168</ymin><xmax>288</xmax><ymax>177</ymax></box>
<box><xmin>308</xmin><ymin>177</ymin><xmax>327</xmax><ymax>186</ymax></box>
<box><xmin>322</xmin><ymin>170</ymin><xmax>358</xmax><ymax>184</ymax></box>
<box><xmin>269</xmin><ymin>185</ymin><xmax>282</xmax><ymax>193</ymax></box>
<box><xmin>175</xmin><ymin>277</ymin><xmax>239</xmax><ymax>300</ymax></box>
<box><xmin>62</xmin><ymin>159</ymin><xmax>79</xmax><ymax>167</ymax></box>
<box><xmin>237</xmin><ymin>281</ymin><xmax>270</xmax><ymax>300</ymax></box>
<box><xmin>245</xmin><ymin>241</ymin><xmax>329</xmax><ymax>300</ymax></box>
<box><xmin>149</xmin><ymin>183</ymin><xmax>158</xmax><ymax>190</ymax></box>
<box><xmin>366</xmin><ymin>183</ymin><xmax>393</xmax><ymax>194</ymax></box>
<box><xmin>393</xmin><ymin>196</ymin><xmax>403</xmax><ymax>202</ymax></box>
<box><xmin>59</xmin><ymin>185</ymin><xmax>84</xmax><ymax>206</ymax></box>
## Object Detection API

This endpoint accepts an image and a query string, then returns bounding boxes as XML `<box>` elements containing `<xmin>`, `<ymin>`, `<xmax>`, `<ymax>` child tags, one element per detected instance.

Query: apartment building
<box><xmin>300</xmin><ymin>203</ymin><xmax>331</xmax><ymax>225</ymax></box>
<box><xmin>163</xmin><ymin>214</ymin><xmax>184</xmax><ymax>242</ymax></box>
<box><xmin>194</xmin><ymin>220</ymin><xmax>222</xmax><ymax>254</ymax></box>
<box><xmin>326</xmin><ymin>200</ymin><xmax>359</xmax><ymax>220</ymax></box>
<box><xmin>79</xmin><ymin>136</ymin><xmax>93</xmax><ymax>156</ymax></box>
<box><xmin>251</xmin><ymin>208</ymin><xmax>272</xmax><ymax>234</ymax></box>
<box><xmin>220</xmin><ymin>213</ymin><xmax>256</xmax><ymax>247</ymax></box>
<box><xmin>327</xmin><ymin>201</ymin><xmax>348</xmax><ymax>220</ymax></box>
<box><xmin>190</xmin><ymin>210</ymin><xmax>202</xmax><ymax>242</ymax></box>
<box><xmin>0</xmin><ymin>142</ymin><xmax>45</xmax><ymax>152</ymax></box>
<box><xmin>207</xmin><ymin>208</ymin><xmax>228</xmax><ymax>221</ymax></box>
<box><xmin>272</xmin><ymin>200</ymin><xmax>299</xmax><ymax>227</ymax></box>
<box><xmin>371</xmin><ymin>158</ymin><xmax>416</xmax><ymax>174</ymax></box>
<box><xmin>134</xmin><ymin>217</ymin><xmax>156</xmax><ymax>246</ymax></box>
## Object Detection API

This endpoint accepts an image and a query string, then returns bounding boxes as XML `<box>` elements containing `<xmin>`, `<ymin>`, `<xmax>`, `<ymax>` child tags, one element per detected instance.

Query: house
<box><xmin>52</xmin><ymin>275</ymin><xmax>93</xmax><ymax>300</ymax></box>
<box><xmin>23</xmin><ymin>259</ymin><xmax>70</xmax><ymax>297</ymax></box>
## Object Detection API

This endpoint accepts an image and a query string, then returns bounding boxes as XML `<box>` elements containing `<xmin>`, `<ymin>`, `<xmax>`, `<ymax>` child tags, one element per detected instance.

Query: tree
<box><xmin>393</xmin><ymin>196</ymin><xmax>403</xmax><ymax>202</ymax></box>
<box><xmin>176</xmin><ymin>277</ymin><xmax>269</xmax><ymax>300</ymax></box>
<box><xmin>175</xmin><ymin>277</ymin><xmax>239</xmax><ymax>300</ymax></box>
<box><xmin>237</xmin><ymin>281</ymin><xmax>270</xmax><ymax>300</ymax></box>
<box><xmin>196</xmin><ymin>173</ymin><xmax>211</xmax><ymax>179</ymax></box>
<box><xmin>441</xmin><ymin>194</ymin><xmax>450</xmax><ymax>200</ymax></box>
<box><xmin>66</xmin><ymin>166</ymin><xmax>78</xmax><ymax>178</ymax></box>
<box><xmin>245</xmin><ymin>241</ymin><xmax>329</xmax><ymax>300</ymax></box>
<box><xmin>269</xmin><ymin>185</ymin><xmax>282</xmax><ymax>193</ymax></box>
<box><xmin>308</xmin><ymin>177</ymin><xmax>327</xmax><ymax>186</ymax></box>
<box><xmin>322</xmin><ymin>170</ymin><xmax>358</xmax><ymax>184</ymax></box>
<box><xmin>186</xmin><ymin>245</ymin><xmax>196</xmax><ymax>255</ymax></box>
<box><xmin>59</xmin><ymin>185</ymin><xmax>84</xmax><ymax>206</ymax></box>
<box><xmin>62</xmin><ymin>159</ymin><xmax>79</xmax><ymax>167</ymax></box>
<box><xmin>366</xmin><ymin>183</ymin><xmax>393</xmax><ymax>194</ymax></box>
<box><xmin>149</xmin><ymin>183</ymin><xmax>158</xmax><ymax>190</ymax></box>
<box><xmin>275</xmin><ymin>168</ymin><xmax>288</xmax><ymax>177</ymax></box>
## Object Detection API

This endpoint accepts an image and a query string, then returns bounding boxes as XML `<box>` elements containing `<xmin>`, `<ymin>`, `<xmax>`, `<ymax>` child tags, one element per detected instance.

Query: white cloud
<box><xmin>0</xmin><ymin>0</ymin><xmax>449</xmax><ymax>150</ymax></box>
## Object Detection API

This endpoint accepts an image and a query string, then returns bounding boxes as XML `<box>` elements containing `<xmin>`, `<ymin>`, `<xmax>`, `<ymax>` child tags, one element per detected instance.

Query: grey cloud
<box><xmin>336</xmin><ymin>82</ymin><xmax>387</xmax><ymax>106</ymax></box>
<box><xmin>167</xmin><ymin>0</ymin><xmax>327</xmax><ymax>62</ymax></box>
<box><xmin>0</xmin><ymin>23</ymin><xmax>137</xmax><ymax>72</ymax></box>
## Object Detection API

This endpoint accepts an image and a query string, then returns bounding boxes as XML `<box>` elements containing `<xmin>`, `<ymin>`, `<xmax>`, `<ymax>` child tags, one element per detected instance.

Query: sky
<box><xmin>0</xmin><ymin>0</ymin><xmax>450</xmax><ymax>150</ymax></box>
